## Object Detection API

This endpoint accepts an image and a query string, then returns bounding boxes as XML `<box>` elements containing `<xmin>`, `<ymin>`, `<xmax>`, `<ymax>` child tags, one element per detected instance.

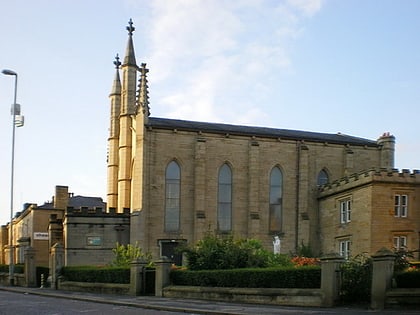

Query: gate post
<box><xmin>24</xmin><ymin>246</ymin><xmax>36</xmax><ymax>287</ymax></box>
<box><xmin>130</xmin><ymin>258</ymin><xmax>147</xmax><ymax>295</ymax></box>
<box><xmin>370</xmin><ymin>248</ymin><xmax>396</xmax><ymax>310</ymax></box>
<box><xmin>155</xmin><ymin>257</ymin><xmax>172</xmax><ymax>297</ymax></box>
<box><xmin>320</xmin><ymin>253</ymin><xmax>344</xmax><ymax>307</ymax></box>
<box><xmin>49</xmin><ymin>243</ymin><xmax>64</xmax><ymax>290</ymax></box>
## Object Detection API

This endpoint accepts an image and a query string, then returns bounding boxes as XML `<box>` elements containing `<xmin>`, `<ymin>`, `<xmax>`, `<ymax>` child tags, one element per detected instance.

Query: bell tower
<box><xmin>118</xmin><ymin>19</ymin><xmax>139</xmax><ymax>212</ymax></box>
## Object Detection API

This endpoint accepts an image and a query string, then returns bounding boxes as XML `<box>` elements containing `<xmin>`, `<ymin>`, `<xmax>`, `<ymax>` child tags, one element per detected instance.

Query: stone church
<box><xmin>107</xmin><ymin>20</ymin><xmax>395</xmax><ymax>264</ymax></box>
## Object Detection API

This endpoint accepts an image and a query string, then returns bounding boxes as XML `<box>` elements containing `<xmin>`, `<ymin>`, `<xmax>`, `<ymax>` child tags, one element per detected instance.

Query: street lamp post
<box><xmin>2</xmin><ymin>69</ymin><xmax>24</xmax><ymax>286</ymax></box>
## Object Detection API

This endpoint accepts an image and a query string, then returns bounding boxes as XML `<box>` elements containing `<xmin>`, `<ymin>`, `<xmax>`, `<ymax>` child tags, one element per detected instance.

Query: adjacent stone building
<box><xmin>106</xmin><ymin>20</ymin><xmax>397</xmax><ymax>263</ymax></box>
<box><xmin>319</xmin><ymin>168</ymin><xmax>420</xmax><ymax>258</ymax></box>
<box><xmin>0</xmin><ymin>186</ymin><xmax>116</xmax><ymax>267</ymax></box>
<box><xmin>63</xmin><ymin>207</ymin><xmax>130</xmax><ymax>266</ymax></box>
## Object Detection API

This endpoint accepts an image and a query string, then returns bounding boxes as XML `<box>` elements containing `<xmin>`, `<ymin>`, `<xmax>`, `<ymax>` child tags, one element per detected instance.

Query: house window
<box><xmin>218</xmin><ymin>164</ymin><xmax>232</xmax><ymax>232</ymax></box>
<box><xmin>340</xmin><ymin>199</ymin><xmax>351</xmax><ymax>224</ymax></box>
<box><xmin>317</xmin><ymin>169</ymin><xmax>329</xmax><ymax>186</ymax></box>
<box><xmin>269</xmin><ymin>167</ymin><xmax>283</xmax><ymax>232</ymax></box>
<box><xmin>165</xmin><ymin>161</ymin><xmax>180</xmax><ymax>232</ymax></box>
<box><xmin>339</xmin><ymin>240</ymin><xmax>351</xmax><ymax>259</ymax></box>
<box><xmin>393</xmin><ymin>236</ymin><xmax>407</xmax><ymax>250</ymax></box>
<box><xmin>394</xmin><ymin>194</ymin><xmax>408</xmax><ymax>217</ymax></box>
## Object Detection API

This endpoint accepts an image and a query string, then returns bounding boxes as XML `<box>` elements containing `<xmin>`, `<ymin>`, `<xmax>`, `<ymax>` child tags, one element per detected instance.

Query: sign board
<box><xmin>87</xmin><ymin>236</ymin><xmax>102</xmax><ymax>246</ymax></box>
<box><xmin>34</xmin><ymin>232</ymin><xmax>49</xmax><ymax>240</ymax></box>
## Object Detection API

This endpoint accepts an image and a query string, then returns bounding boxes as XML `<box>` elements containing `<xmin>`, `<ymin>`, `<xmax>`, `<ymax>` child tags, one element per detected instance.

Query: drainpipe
<box><xmin>295</xmin><ymin>141</ymin><xmax>301</xmax><ymax>253</ymax></box>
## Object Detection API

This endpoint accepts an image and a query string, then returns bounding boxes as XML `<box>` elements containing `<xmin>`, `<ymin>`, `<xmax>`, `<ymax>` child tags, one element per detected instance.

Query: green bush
<box><xmin>0</xmin><ymin>264</ymin><xmax>24</xmax><ymax>273</ymax></box>
<box><xmin>111</xmin><ymin>242</ymin><xmax>153</xmax><ymax>267</ymax></box>
<box><xmin>340</xmin><ymin>254</ymin><xmax>372</xmax><ymax>304</ymax></box>
<box><xmin>180</xmin><ymin>233</ymin><xmax>292</xmax><ymax>270</ymax></box>
<box><xmin>170</xmin><ymin>266</ymin><xmax>321</xmax><ymax>288</ymax></box>
<box><xmin>61</xmin><ymin>266</ymin><xmax>130</xmax><ymax>284</ymax></box>
<box><xmin>395</xmin><ymin>269</ymin><xmax>420</xmax><ymax>288</ymax></box>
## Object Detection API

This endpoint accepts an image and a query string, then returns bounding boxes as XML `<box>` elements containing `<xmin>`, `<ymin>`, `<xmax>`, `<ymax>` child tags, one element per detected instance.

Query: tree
<box><xmin>110</xmin><ymin>242</ymin><xmax>152</xmax><ymax>267</ymax></box>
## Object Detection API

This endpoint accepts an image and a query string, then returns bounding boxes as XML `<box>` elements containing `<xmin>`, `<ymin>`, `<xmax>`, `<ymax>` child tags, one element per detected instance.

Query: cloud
<box><xmin>134</xmin><ymin>0</ymin><xmax>325</xmax><ymax>125</ymax></box>
<box><xmin>287</xmin><ymin>0</ymin><xmax>324</xmax><ymax>17</ymax></box>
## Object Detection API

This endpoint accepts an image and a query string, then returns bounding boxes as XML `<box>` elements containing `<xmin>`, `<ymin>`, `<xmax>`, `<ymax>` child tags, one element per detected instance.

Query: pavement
<box><xmin>1</xmin><ymin>285</ymin><xmax>420</xmax><ymax>315</ymax></box>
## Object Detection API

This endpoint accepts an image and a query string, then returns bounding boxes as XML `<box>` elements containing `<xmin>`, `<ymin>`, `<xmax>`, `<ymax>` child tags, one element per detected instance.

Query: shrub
<box><xmin>394</xmin><ymin>249</ymin><xmax>415</xmax><ymax>272</ymax></box>
<box><xmin>170</xmin><ymin>266</ymin><xmax>321</xmax><ymax>288</ymax></box>
<box><xmin>295</xmin><ymin>241</ymin><xmax>315</xmax><ymax>258</ymax></box>
<box><xmin>291</xmin><ymin>256</ymin><xmax>320</xmax><ymax>267</ymax></box>
<box><xmin>0</xmin><ymin>264</ymin><xmax>24</xmax><ymax>273</ymax></box>
<box><xmin>267</xmin><ymin>253</ymin><xmax>294</xmax><ymax>267</ymax></box>
<box><xmin>340</xmin><ymin>254</ymin><xmax>372</xmax><ymax>304</ymax></box>
<box><xmin>395</xmin><ymin>268</ymin><xmax>420</xmax><ymax>288</ymax></box>
<box><xmin>111</xmin><ymin>242</ymin><xmax>153</xmax><ymax>267</ymax></box>
<box><xmin>61</xmin><ymin>266</ymin><xmax>130</xmax><ymax>284</ymax></box>
<box><xmin>180</xmin><ymin>233</ymin><xmax>291</xmax><ymax>270</ymax></box>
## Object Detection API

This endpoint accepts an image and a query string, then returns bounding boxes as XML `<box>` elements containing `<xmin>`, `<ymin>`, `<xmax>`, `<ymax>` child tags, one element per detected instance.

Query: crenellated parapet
<box><xmin>319</xmin><ymin>168</ymin><xmax>420</xmax><ymax>197</ymax></box>
<box><xmin>66</xmin><ymin>206</ymin><xmax>130</xmax><ymax>217</ymax></box>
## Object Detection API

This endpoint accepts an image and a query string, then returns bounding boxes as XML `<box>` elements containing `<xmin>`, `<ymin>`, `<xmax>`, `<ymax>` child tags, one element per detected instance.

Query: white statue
<box><xmin>273</xmin><ymin>236</ymin><xmax>281</xmax><ymax>254</ymax></box>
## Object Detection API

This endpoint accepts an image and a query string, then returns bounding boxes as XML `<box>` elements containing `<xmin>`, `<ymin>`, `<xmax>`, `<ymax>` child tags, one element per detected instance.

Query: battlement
<box><xmin>66</xmin><ymin>206</ymin><xmax>130</xmax><ymax>217</ymax></box>
<box><xmin>319</xmin><ymin>168</ymin><xmax>420</xmax><ymax>197</ymax></box>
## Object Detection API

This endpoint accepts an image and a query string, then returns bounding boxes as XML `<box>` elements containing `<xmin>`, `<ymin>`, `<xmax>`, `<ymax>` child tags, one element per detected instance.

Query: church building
<box><xmin>107</xmin><ymin>20</ymin><xmax>395</xmax><ymax>264</ymax></box>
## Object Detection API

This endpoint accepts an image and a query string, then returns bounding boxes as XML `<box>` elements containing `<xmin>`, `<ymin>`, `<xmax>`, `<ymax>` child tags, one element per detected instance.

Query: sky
<box><xmin>0</xmin><ymin>0</ymin><xmax>419</xmax><ymax>225</ymax></box>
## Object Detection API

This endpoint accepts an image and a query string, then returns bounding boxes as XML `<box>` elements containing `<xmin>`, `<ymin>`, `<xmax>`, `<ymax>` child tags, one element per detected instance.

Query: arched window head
<box><xmin>269</xmin><ymin>167</ymin><xmax>283</xmax><ymax>233</ymax></box>
<box><xmin>317</xmin><ymin>169</ymin><xmax>329</xmax><ymax>186</ymax></box>
<box><xmin>165</xmin><ymin>161</ymin><xmax>180</xmax><ymax>232</ymax></box>
<box><xmin>218</xmin><ymin>164</ymin><xmax>232</xmax><ymax>232</ymax></box>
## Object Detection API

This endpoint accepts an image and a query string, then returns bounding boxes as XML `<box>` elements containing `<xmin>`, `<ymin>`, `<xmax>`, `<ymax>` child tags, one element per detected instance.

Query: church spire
<box><xmin>117</xmin><ymin>19</ymin><xmax>138</xmax><ymax>212</ymax></box>
<box><xmin>123</xmin><ymin>18</ymin><xmax>137</xmax><ymax>67</ymax></box>
<box><xmin>111</xmin><ymin>54</ymin><xmax>122</xmax><ymax>95</ymax></box>
<box><xmin>107</xmin><ymin>54</ymin><xmax>122</xmax><ymax>210</ymax></box>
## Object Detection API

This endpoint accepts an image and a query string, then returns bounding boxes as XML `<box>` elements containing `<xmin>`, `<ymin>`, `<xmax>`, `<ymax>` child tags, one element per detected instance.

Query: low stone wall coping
<box><xmin>163</xmin><ymin>285</ymin><xmax>322</xmax><ymax>307</ymax></box>
<box><xmin>58</xmin><ymin>280</ymin><xmax>130</xmax><ymax>295</ymax></box>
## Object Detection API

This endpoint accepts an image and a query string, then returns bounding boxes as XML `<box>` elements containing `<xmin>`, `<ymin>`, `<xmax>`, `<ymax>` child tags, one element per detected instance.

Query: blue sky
<box><xmin>0</xmin><ymin>0</ymin><xmax>419</xmax><ymax>225</ymax></box>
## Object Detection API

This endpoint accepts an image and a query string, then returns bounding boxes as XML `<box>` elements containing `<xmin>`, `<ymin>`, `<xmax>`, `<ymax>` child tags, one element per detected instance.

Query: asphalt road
<box><xmin>0</xmin><ymin>290</ymin><xmax>180</xmax><ymax>315</ymax></box>
<box><xmin>1</xmin><ymin>286</ymin><xmax>420</xmax><ymax>315</ymax></box>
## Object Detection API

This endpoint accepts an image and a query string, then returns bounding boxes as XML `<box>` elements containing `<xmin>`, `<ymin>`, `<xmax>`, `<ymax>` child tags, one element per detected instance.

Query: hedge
<box><xmin>170</xmin><ymin>266</ymin><xmax>321</xmax><ymax>288</ymax></box>
<box><xmin>60</xmin><ymin>266</ymin><xmax>130</xmax><ymax>284</ymax></box>
<box><xmin>0</xmin><ymin>264</ymin><xmax>24</xmax><ymax>273</ymax></box>
<box><xmin>395</xmin><ymin>270</ymin><xmax>420</xmax><ymax>288</ymax></box>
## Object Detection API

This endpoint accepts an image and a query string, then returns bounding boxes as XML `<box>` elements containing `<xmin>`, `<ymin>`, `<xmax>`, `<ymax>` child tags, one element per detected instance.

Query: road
<box><xmin>0</xmin><ymin>290</ymin><xmax>180</xmax><ymax>315</ymax></box>
<box><xmin>2</xmin><ymin>287</ymin><xmax>420</xmax><ymax>315</ymax></box>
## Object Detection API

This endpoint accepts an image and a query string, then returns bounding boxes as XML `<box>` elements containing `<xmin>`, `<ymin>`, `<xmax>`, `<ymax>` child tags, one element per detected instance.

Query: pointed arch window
<box><xmin>218</xmin><ymin>164</ymin><xmax>232</xmax><ymax>232</ymax></box>
<box><xmin>317</xmin><ymin>169</ymin><xmax>329</xmax><ymax>186</ymax></box>
<box><xmin>165</xmin><ymin>161</ymin><xmax>180</xmax><ymax>232</ymax></box>
<box><xmin>269</xmin><ymin>167</ymin><xmax>283</xmax><ymax>233</ymax></box>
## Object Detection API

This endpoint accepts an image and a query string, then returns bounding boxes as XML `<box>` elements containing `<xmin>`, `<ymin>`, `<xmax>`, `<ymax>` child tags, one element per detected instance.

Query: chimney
<box><xmin>377</xmin><ymin>132</ymin><xmax>395</xmax><ymax>169</ymax></box>
<box><xmin>53</xmin><ymin>186</ymin><xmax>69</xmax><ymax>209</ymax></box>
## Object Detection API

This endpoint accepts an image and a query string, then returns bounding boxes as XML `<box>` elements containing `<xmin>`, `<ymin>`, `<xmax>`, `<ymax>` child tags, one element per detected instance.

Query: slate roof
<box><xmin>38</xmin><ymin>196</ymin><xmax>106</xmax><ymax>210</ymax></box>
<box><xmin>147</xmin><ymin>117</ymin><xmax>378</xmax><ymax>147</ymax></box>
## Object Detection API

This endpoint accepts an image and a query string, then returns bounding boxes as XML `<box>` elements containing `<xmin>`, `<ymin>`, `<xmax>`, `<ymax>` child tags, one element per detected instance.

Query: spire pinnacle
<box><xmin>110</xmin><ymin>54</ymin><xmax>122</xmax><ymax>95</ymax></box>
<box><xmin>113</xmin><ymin>54</ymin><xmax>121</xmax><ymax>69</ymax></box>
<box><xmin>123</xmin><ymin>19</ymin><xmax>137</xmax><ymax>67</ymax></box>
<box><xmin>137</xmin><ymin>63</ymin><xmax>150</xmax><ymax>117</ymax></box>
<box><xmin>127</xmin><ymin>18</ymin><xmax>135</xmax><ymax>35</ymax></box>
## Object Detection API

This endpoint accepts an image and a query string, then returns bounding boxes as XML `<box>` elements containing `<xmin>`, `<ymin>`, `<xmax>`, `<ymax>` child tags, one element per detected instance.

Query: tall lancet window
<box><xmin>269</xmin><ymin>167</ymin><xmax>283</xmax><ymax>233</ymax></box>
<box><xmin>218</xmin><ymin>164</ymin><xmax>232</xmax><ymax>232</ymax></box>
<box><xmin>165</xmin><ymin>161</ymin><xmax>180</xmax><ymax>232</ymax></box>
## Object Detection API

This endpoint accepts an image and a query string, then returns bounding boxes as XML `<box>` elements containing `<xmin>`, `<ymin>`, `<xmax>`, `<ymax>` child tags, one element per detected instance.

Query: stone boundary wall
<box><xmin>0</xmin><ymin>272</ymin><xmax>25</xmax><ymax>286</ymax></box>
<box><xmin>163</xmin><ymin>285</ymin><xmax>323</xmax><ymax>307</ymax></box>
<box><xmin>57</xmin><ymin>280</ymin><xmax>130</xmax><ymax>295</ymax></box>
<box><xmin>385</xmin><ymin>288</ymin><xmax>420</xmax><ymax>309</ymax></box>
